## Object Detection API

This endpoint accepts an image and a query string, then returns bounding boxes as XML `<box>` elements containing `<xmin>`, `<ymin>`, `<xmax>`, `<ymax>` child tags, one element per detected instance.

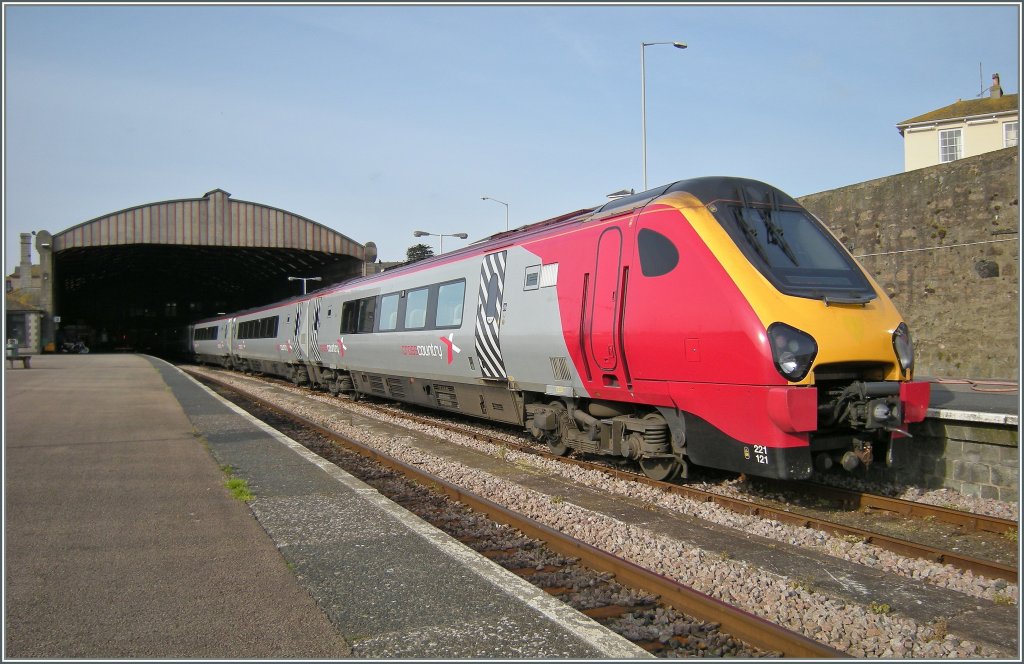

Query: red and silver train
<box><xmin>190</xmin><ymin>177</ymin><xmax>930</xmax><ymax>481</ymax></box>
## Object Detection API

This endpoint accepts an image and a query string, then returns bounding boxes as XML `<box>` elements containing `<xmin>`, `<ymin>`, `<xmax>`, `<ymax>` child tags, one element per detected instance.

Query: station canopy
<box><xmin>49</xmin><ymin>188</ymin><xmax>364</xmax><ymax>355</ymax></box>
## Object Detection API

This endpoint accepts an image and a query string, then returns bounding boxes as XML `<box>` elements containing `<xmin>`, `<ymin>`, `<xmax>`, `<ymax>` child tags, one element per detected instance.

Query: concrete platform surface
<box><xmin>3</xmin><ymin>354</ymin><xmax>647</xmax><ymax>659</ymax></box>
<box><xmin>924</xmin><ymin>377</ymin><xmax>1019</xmax><ymax>423</ymax></box>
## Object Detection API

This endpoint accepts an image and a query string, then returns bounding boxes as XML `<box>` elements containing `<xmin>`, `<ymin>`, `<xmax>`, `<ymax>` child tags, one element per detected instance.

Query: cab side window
<box><xmin>637</xmin><ymin>228</ymin><xmax>679</xmax><ymax>277</ymax></box>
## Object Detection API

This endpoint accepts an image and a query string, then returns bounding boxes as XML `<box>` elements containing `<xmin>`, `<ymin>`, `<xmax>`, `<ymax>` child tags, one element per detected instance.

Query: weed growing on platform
<box><xmin>225</xmin><ymin>477</ymin><xmax>253</xmax><ymax>501</ymax></box>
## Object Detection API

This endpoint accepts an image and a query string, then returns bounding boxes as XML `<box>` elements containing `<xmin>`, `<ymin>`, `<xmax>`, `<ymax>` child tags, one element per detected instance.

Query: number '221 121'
<box><xmin>754</xmin><ymin>445</ymin><xmax>769</xmax><ymax>465</ymax></box>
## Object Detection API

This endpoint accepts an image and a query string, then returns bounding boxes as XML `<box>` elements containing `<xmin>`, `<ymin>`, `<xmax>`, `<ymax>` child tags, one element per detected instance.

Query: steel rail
<box><xmin>192</xmin><ymin>367</ymin><xmax>1018</xmax><ymax>584</ymax></box>
<box><xmin>519</xmin><ymin>447</ymin><xmax>1018</xmax><ymax>584</ymax></box>
<box><xmin>788</xmin><ymin>480</ymin><xmax>1018</xmax><ymax>536</ymax></box>
<box><xmin>351</xmin><ymin>398</ymin><xmax>1020</xmax><ymax>584</ymax></box>
<box><xmin>189</xmin><ymin>369</ymin><xmax>847</xmax><ymax>658</ymax></box>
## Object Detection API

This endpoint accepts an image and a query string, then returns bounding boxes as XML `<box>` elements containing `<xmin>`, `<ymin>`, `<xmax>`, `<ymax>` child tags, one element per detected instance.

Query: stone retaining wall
<box><xmin>797</xmin><ymin>148</ymin><xmax>1019</xmax><ymax>379</ymax></box>
<box><xmin>850</xmin><ymin>419</ymin><xmax>1018</xmax><ymax>502</ymax></box>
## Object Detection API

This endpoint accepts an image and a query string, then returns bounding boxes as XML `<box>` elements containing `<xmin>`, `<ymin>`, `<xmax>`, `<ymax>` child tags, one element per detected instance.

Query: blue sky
<box><xmin>3</xmin><ymin>2</ymin><xmax>1020</xmax><ymax>269</ymax></box>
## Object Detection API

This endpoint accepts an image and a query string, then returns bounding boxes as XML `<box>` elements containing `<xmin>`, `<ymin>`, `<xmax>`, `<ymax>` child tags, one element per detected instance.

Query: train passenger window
<box><xmin>405</xmin><ymin>288</ymin><xmax>429</xmax><ymax>329</ymax></box>
<box><xmin>193</xmin><ymin>326</ymin><xmax>218</xmax><ymax>341</ymax></box>
<box><xmin>357</xmin><ymin>297</ymin><xmax>376</xmax><ymax>333</ymax></box>
<box><xmin>379</xmin><ymin>293</ymin><xmax>400</xmax><ymax>331</ymax></box>
<box><xmin>436</xmin><ymin>280</ymin><xmax>465</xmax><ymax>327</ymax></box>
<box><xmin>341</xmin><ymin>301</ymin><xmax>357</xmax><ymax>334</ymax></box>
<box><xmin>637</xmin><ymin>228</ymin><xmax>679</xmax><ymax>277</ymax></box>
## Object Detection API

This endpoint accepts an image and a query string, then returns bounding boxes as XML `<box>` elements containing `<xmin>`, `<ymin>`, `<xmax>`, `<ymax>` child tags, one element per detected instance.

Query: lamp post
<box><xmin>641</xmin><ymin>40</ymin><xmax>687</xmax><ymax>191</ymax></box>
<box><xmin>481</xmin><ymin>196</ymin><xmax>510</xmax><ymax>231</ymax></box>
<box><xmin>413</xmin><ymin>230</ymin><xmax>468</xmax><ymax>254</ymax></box>
<box><xmin>288</xmin><ymin>276</ymin><xmax>322</xmax><ymax>294</ymax></box>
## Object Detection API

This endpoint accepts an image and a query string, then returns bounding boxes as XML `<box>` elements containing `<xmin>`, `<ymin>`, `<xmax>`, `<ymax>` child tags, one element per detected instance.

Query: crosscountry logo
<box><xmin>440</xmin><ymin>333</ymin><xmax>461</xmax><ymax>364</ymax></box>
<box><xmin>320</xmin><ymin>337</ymin><xmax>347</xmax><ymax>356</ymax></box>
<box><xmin>400</xmin><ymin>333</ymin><xmax>461</xmax><ymax>364</ymax></box>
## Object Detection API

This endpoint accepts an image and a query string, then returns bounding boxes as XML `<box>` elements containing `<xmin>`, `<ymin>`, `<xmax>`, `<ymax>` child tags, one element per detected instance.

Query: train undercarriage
<box><xmin>199</xmin><ymin>354</ymin><xmax>915</xmax><ymax>483</ymax></box>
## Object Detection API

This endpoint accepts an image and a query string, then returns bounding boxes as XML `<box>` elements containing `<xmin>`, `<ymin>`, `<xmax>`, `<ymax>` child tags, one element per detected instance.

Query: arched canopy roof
<box><xmin>53</xmin><ymin>188</ymin><xmax>361</xmax><ymax>258</ymax></box>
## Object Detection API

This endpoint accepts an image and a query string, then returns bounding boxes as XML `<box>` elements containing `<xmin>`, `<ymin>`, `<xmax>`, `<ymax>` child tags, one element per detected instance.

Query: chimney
<box><xmin>20</xmin><ymin>233</ymin><xmax>33</xmax><ymax>268</ymax></box>
<box><xmin>990</xmin><ymin>73</ymin><xmax>1003</xmax><ymax>98</ymax></box>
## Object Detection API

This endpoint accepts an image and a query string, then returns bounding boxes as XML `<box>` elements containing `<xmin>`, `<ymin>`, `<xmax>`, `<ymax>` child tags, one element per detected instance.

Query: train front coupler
<box><xmin>831</xmin><ymin>381</ymin><xmax>911</xmax><ymax>436</ymax></box>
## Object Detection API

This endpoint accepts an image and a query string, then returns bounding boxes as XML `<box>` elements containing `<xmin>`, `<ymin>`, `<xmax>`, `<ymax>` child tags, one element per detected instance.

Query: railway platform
<box><xmin>3</xmin><ymin>354</ymin><xmax>648</xmax><ymax>659</ymax></box>
<box><xmin>925</xmin><ymin>376</ymin><xmax>1018</xmax><ymax>424</ymax></box>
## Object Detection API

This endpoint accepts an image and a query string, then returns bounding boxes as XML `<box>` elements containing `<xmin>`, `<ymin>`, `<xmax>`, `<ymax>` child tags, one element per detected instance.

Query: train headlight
<box><xmin>767</xmin><ymin>323</ymin><xmax>817</xmax><ymax>382</ymax></box>
<box><xmin>892</xmin><ymin>322</ymin><xmax>914</xmax><ymax>375</ymax></box>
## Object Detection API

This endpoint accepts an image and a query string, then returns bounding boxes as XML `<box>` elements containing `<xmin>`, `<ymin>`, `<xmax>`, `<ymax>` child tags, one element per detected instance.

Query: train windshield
<box><xmin>712</xmin><ymin>202</ymin><xmax>876</xmax><ymax>303</ymax></box>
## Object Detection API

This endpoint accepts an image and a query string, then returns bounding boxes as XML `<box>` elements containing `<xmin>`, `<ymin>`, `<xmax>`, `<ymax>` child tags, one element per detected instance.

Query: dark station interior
<box><xmin>53</xmin><ymin>244</ymin><xmax>362</xmax><ymax>357</ymax></box>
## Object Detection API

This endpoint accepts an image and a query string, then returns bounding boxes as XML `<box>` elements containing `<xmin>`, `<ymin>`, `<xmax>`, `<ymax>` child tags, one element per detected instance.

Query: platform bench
<box><xmin>6</xmin><ymin>355</ymin><xmax>31</xmax><ymax>369</ymax></box>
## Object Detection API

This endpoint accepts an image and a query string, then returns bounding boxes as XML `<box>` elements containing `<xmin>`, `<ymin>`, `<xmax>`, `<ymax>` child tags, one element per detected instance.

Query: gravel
<box><xmin>189</xmin><ymin>367</ymin><xmax>1018</xmax><ymax>659</ymax></box>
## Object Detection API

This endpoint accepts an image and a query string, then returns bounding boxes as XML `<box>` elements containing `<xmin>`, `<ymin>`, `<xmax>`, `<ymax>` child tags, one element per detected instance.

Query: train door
<box><xmin>306</xmin><ymin>296</ymin><xmax>323</xmax><ymax>365</ymax></box>
<box><xmin>291</xmin><ymin>301</ymin><xmax>308</xmax><ymax>361</ymax></box>
<box><xmin>474</xmin><ymin>251</ymin><xmax>508</xmax><ymax>380</ymax></box>
<box><xmin>585</xmin><ymin>226</ymin><xmax>632</xmax><ymax>388</ymax></box>
<box><xmin>304</xmin><ymin>296</ymin><xmax>326</xmax><ymax>385</ymax></box>
<box><xmin>226</xmin><ymin>317</ymin><xmax>237</xmax><ymax>368</ymax></box>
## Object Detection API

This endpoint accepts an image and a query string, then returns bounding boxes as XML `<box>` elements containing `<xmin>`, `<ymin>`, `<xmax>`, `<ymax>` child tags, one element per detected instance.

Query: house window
<box><xmin>939</xmin><ymin>129</ymin><xmax>962</xmax><ymax>163</ymax></box>
<box><xmin>1004</xmin><ymin>122</ymin><xmax>1019</xmax><ymax>148</ymax></box>
<box><xmin>5</xmin><ymin>312</ymin><xmax>28</xmax><ymax>345</ymax></box>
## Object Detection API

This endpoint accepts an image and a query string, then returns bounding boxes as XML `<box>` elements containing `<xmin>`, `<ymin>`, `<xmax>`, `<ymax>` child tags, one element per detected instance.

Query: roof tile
<box><xmin>898</xmin><ymin>94</ymin><xmax>1018</xmax><ymax>127</ymax></box>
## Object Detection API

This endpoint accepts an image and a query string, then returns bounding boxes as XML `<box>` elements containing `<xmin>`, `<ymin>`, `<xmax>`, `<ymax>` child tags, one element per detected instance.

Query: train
<box><xmin>189</xmin><ymin>176</ymin><xmax>931</xmax><ymax>481</ymax></box>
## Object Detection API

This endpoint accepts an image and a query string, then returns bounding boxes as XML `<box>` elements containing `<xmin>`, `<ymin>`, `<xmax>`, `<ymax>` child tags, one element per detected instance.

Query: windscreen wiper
<box><xmin>764</xmin><ymin>190</ymin><xmax>799</xmax><ymax>266</ymax></box>
<box><xmin>732</xmin><ymin>187</ymin><xmax>771</xmax><ymax>265</ymax></box>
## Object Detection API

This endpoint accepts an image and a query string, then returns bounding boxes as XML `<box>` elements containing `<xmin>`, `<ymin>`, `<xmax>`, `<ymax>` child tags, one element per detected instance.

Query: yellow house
<box><xmin>897</xmin><ymin>74</ymin><xmax>1018</xmax><ymax>171</ymax></box>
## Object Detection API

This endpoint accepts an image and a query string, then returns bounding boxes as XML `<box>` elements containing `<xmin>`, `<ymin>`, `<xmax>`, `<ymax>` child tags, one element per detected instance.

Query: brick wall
<box><xmin>798</xmin><ymin>148</ymin><xmax>1019</xmax><ymax>379</ymax></box>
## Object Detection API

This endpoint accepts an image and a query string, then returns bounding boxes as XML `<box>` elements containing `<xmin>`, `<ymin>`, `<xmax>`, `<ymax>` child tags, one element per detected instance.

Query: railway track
<box><xmin>190</xmin><ymin>369</ymin><xmax>845</xmax><ymax>658</ymax></box>
<box><xmin>192</xmin><ymin>365</ymin><xmax>1018</xmax><ymax>585</ymax></box>
<box><xmin>313</xmin><ymin>387</ymin><xmax>1019</xmax><ymax>584</ymax></box>
<box><xmin>787</xmin><ymin>480</ymin><xmax>1017</xmax><ymax>536</ymax></box>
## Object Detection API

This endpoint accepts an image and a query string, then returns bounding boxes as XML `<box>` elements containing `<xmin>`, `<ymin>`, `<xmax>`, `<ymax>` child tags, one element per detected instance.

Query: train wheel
<box><xmin>545</xmin><ymin>401</ymin><xmax>572</xmax><ymax>456</ymax></box>
<box><xmin>639</xmin><ymin>457</ymin><xmax>681</xmax><ymax>481</ymax></box>
<box><xmin>548</xmin><ymin>439</ymin><xmax>571</xmax><ymax>456</ymax></box>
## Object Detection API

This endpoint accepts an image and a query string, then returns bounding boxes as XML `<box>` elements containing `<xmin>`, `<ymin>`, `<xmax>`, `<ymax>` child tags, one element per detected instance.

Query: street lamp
<box><xmin>481</xmin><ymin>196</ymin><xmax>510</xmax><ymax>231</ymax></box>
<box><xmin>641</xmin><ymin>40</ymin><xmax>687</xmax><ymax>191</ymax></box>
<box><xmin>288</xmin><ymin>276</ymin><xmax>322</xmax><ymax>294</ymax></box>
<box><xmin>413</xmin><ymin>230</ymin><xmax>469</xmax><ymax>254</ymax></box>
